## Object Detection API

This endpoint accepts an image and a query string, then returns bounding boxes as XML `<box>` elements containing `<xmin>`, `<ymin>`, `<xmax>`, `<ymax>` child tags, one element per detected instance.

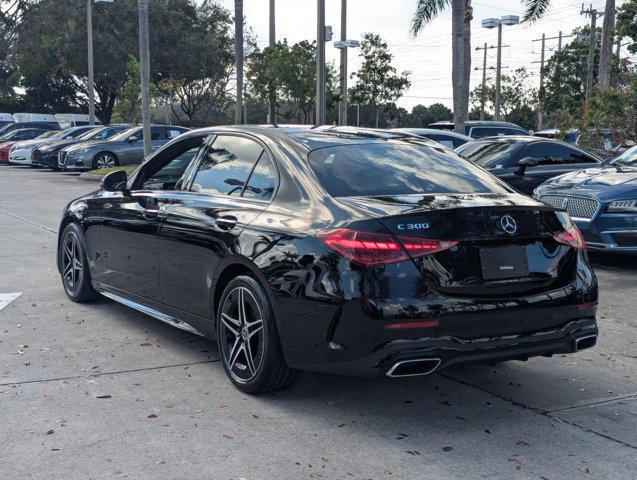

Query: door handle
<box><xmin>215</xmin><ymin>215</ymin><xmax>237</xmax><ymax>231</ymax></box>
<box><xmin>142</xmin><ymin>208</ymin><xmax>160</xmax><ymax>219</ymax></box>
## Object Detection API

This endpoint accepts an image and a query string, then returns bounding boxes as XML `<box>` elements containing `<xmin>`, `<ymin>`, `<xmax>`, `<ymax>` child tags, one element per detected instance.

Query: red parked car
<box><xmin>0</xmin><ymin>141</ymin><xmax>17</xmax><ymax>164</ymax></box>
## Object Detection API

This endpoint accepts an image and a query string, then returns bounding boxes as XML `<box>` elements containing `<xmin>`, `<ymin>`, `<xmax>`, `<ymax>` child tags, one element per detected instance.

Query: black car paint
<box><xmin>457</xmin><ymin>137</ymin><xmax>601</xmax><ymax>195</ymax></box>
<box><xmin>58</xmin><ymin>126</ymin><xmax>598</xmax><ymax>377</ymax></box>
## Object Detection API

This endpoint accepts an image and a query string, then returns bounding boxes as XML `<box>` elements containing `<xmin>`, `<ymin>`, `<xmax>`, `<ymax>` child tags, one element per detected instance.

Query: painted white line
<box><xmin>0</xmin><ymin>293</ymin><xmax>22</xmax><ymax>312</ymax></box>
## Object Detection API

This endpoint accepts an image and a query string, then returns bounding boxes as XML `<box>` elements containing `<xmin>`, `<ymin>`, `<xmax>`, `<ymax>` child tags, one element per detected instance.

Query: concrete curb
<box><xmin>79</xmin><ymin>172</ymin><xmax>103</xmax><ymax>182</ymax></box>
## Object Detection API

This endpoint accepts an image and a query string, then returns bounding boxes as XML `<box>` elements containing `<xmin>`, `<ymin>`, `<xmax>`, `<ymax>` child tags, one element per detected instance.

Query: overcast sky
<box><xmin>218</xmin><ymin>0</ymin><xmax>634</xmax><ymax>111</ymax></box>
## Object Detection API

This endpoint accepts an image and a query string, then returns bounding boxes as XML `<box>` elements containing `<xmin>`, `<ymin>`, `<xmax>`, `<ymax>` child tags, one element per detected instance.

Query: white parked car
<box><xmin>55</xmin><ymin>113</ymin><xmax>91</xmax><ymax>128</ymax></box>
<box><xmin>0</xmin><ymin>113</ymin><xmax>14</xmax><ymax>128</ymax></box>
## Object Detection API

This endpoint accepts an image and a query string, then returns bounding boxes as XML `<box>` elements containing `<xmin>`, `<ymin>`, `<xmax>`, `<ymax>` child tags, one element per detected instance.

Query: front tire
<box><xmin>216</xmin><ymin>275</ymin><xmax>300</xmax><ymax>394</ymax></box>
<box><xmin>92</xmin><ymin>152</ymin><xmax>118</xmax><ymax>170</ymax></box>
<box><xmin>58</xmin><ymin>223</ymin><xmax>99</xmax><ymax>302</ymax></box>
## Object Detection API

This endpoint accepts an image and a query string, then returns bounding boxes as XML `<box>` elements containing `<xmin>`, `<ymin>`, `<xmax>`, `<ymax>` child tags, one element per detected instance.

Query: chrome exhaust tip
<box><xmin>386</xmin><ymin>358</ymin><xmax>441</xmax><ymax>378</ymax></box>
<box><xmin>574</xmin><ymin>334</ymin><xmax>597</xmax><ymax>352</ymax></box>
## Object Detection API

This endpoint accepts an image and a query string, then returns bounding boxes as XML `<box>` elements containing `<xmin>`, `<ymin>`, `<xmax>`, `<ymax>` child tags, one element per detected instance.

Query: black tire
<box><xmin>58</xmin><ymin>223</ymin><xmax>99</xmax><ymax>303</ymax></box>
<box><xmin>216</xmin><ymin>275</ymin><xmax>300</xmax><ymax>394</ymax></box>
<box><xmin>92</xmin><ymin>152</ymin><xmax>118</xmax><ymax>170</ymax></box>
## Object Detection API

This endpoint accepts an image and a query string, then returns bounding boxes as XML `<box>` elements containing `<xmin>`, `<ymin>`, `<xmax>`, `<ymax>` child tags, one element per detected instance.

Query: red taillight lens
<box><xmin>316</xmin><ymin>228</ymin><xmax>457</xmax><ymax>265</ymax></box>
<box><xmin>553</xmin><ymin>225</ymin><xmax>586</xmax><ymax>250</ymax></box>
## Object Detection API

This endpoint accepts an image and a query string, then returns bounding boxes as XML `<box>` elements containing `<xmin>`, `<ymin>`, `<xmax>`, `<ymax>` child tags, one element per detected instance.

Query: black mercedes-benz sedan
<box><xmin>57</xmin><ymin>126</ymin><xmax>598</xmax><ymax>393</ymax></box>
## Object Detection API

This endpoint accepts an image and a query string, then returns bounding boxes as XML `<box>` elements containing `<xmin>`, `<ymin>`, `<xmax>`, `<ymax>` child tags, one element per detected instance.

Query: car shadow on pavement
<box><xmin>588</xmin><ymin>252</ymin><xmax>637</xmax><ymax>272</ymax></box>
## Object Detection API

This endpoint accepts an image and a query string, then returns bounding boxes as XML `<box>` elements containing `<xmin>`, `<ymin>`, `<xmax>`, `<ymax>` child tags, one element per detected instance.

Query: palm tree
<box><xmin>411</xmin><ymin>0</ymin><xmax>472</xmax><ymax>135</ymax></box>
<box><xmin>234</xmin><ymin>0</ymin><xmax>244</xmax><ymax>124</ymax></box>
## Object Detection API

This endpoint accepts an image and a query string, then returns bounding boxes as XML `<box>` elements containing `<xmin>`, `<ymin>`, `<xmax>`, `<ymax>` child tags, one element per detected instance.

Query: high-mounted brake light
<box><xmin>316</xmin><ymin>228</ymin><xmax>457</xmax><ymax>265</ymax></box>
<box><xmin>553</xmin><ymin>225</ymin><xmax>586</xmax><ymax>250</ymax></box>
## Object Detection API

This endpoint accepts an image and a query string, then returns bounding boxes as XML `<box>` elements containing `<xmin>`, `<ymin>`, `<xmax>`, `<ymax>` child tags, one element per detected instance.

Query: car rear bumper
<box><xmin>292</xmin><ymin>317</ymin><xmax>598</xmax><ymax>377</ymax></box>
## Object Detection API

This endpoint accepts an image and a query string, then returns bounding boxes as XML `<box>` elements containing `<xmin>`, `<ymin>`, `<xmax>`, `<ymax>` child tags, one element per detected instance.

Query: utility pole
<box><xmin>475</xmin><ymin>42</ymin><xmax>490</xmax><ymax>120</ymax></box>
<box><xmin>538</xmin><ymin>34</ymin><xmax>545</xmax><ymax>130</ymax></box>
<box><xmin>316</xmin><ymin>0</ymin><xmax>326</xmax><ymax>125</ymax></box>
<box><xmin>581</xmin><ymin>4</ymin><xmax>601</xmax><ymax>101</ymax></box>
<box><xmin>268</xmin><ymin>0</ymin><xmax>276</xmax><ymax>124</ymax></box>
<box><xmin>87</xmin><ymin>0</ymin><xmax>95</xmax><ymax>125</ymax></box>
<box><xmin>338</xmin><ymin>0</ymin><xmax>347</xmax><ymax>125</ymax></box>
<box><xmin>495</xmin><ymin>22</ymin><xmax>502</xmax><ymax>121</ymax></box>
<box><xmin>558</xmin><ymin>31</ymin><xmax>563</xmax><ymax>52</ymax></box>
<box><xmin>137</xmin><ymin>0</ymin><xmax>151</xmax><ymax>158</ymax></box>
<box><xmin>234</xmin><ymin>0</ymin><xmax>243</xmax><ymax>125</ymax></box>
<box><xmin>598</xmin><ymin>0</ymin><xmax>615</xmax><ymax>91</ymax></box>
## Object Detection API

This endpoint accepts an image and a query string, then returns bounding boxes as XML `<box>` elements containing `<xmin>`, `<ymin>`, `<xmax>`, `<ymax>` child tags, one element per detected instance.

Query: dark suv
<box><xmin>427</xmin><ymin>120</ymin><xmax>530</xmax><ymax>139</ymax></box>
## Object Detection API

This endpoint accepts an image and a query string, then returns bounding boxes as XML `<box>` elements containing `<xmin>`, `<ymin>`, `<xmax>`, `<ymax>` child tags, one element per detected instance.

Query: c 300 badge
<box><xmin>397</xmin><ymin>222</ymin><xmax>430</xmax><ymax>230</ymax></box>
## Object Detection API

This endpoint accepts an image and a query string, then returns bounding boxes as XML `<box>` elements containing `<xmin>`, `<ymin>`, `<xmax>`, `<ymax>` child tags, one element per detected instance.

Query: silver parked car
<box><xmin>58</xmin><ymin>125</ymin><xmax>189</xmax><ymax>170</ymax></box>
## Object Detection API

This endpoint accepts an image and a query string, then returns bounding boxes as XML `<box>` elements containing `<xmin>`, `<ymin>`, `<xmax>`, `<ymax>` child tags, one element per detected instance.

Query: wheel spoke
<box><xmin>238</xmin><ymin>288</ymin><xmax>246</xmax><ymax>325</ymax></box>
<box><xmin>243</xmin><ymin>339</ymin><xmax>256</xmax><ymax>375</ymax></box>
<box><xmin>221</xmin><ymin>313</ymin><xmax>240</xmax><ymax>336</ymax></box>
<box><xmin>246</xmin><ymin>318</ymin><xmax>263</xmax><ymax>339</ymax></box>
<box><xmin>64</xmin><ymin>242</ymin><xmax>72</xmax><ymax>260</ymax></box>
<box><xmin>63</xmin><ymin>262</ymin><xmax>73</xmax><ymax>279</ymax></box>
<box><xmin>227</xmin><ymin>339</ymin><xmax>243</xmax><ymax>371</ymax></box>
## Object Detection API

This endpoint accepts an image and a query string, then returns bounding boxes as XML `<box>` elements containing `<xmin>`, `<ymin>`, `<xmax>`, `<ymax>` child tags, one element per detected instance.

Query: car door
<box><xmin>507</xmin><ymin>143</ymin><xmax>600</xmax><ymax>194</ymax></box>
<box><xmin>158</xmin><ymin>133</ymin><xmax>277</xmax><ymax>319</ymax></box>
<box><xmin>97</xmin><ymin>136</ymin><xmax>204</xmax><ymax>301</ymax></box>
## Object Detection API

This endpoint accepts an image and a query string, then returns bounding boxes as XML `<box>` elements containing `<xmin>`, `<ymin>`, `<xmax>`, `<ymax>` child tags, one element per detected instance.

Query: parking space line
<box><xmin>0</xmin><ymin>358</ymin><xmax>219</xmax><ymax>388</ymax></box>
<box><xmin>442</xmin><ymin>373</ymin><xmax>637</xmax><ymax>450</ymax></box>
<box><xmin>546</xmin><ymin>393</ymin><xmax>637</xmax><ymax>414</ymax></box>
<box><xmin>0</xmin><ymin>209</ymin><xmax>57</xmax><ymax>234</ymax></box>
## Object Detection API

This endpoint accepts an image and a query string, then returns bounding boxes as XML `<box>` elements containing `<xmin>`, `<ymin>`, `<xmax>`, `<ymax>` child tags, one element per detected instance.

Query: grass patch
<box><xmin>85</xmin><ymin>165</ymin><xmax>139</xmax><ymax>176</ymax></box>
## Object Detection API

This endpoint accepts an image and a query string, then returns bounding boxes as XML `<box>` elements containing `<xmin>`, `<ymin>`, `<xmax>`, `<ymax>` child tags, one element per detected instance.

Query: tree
<box><xmin>349</xmin><ymin>33</ymin><xmax>410</xmax><ymax>128</ymax></box>
<box><xmin>411</xmin><ymin>0</ymin><xmax>472</xmax><ymax>134</ymax></box>
<box><xmin>617</xmin><ymin>0</ymin><xmax>637</xmax><ymax>54</ymax></box>
<box><xmin>247</xmin><ymin>40</ymin><xmax>338</xmax><ymax>123</ymax></box>
<box><xmin>113</xmin><ymin>56</ymin><xmax>160</xmax><ymax>123</ymax></box>
<box><xmin>470</xmin><ymin>67</ymin><xmax>537</xmax><ymax>129</ymax></box>
<box><xmin>157</xmin><ymin>2</ymin><xmax>235</xmax><ymax>123</ymax></box>
<box><xmin>12</xmin><ymin>0</ymin><xmax>228</xmax><ymax>123</ymax></box>
<box><xmin>400</xmin><ymin>103</ymin><xmax>452</xmax><ymax>127</ymax></box>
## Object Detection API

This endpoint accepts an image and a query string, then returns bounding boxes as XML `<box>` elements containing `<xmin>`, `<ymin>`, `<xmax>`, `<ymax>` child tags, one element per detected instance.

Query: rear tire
<box><xmin>216</xmin><ymin>275</ymin><xmax>300</xmax><ymax>394</ymax></box>
<box><xmin>58</xmin><ymin>223</ymin><xmax>99</xmax><ymax>303</ymax></box>
<box><xmin>92</xmin><ymin>152</ymin><xmax>118</xmax><ymax>170</ymax></box>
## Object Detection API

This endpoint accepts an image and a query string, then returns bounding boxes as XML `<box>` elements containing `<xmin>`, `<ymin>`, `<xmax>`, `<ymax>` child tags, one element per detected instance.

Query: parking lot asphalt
<box><xmin>0</xmin><ymin>166</ymin><xmax>635</xmax><ymax>480</ymax></box>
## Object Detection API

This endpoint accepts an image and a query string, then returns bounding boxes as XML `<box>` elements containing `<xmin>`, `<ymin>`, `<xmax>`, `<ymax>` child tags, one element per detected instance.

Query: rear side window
<box><xmin>308</xmin><ymin>141</ymin><xmax>509</xmax><ymax>197</ymax></box>
<box><xmin>426</xmin><ymin>134</ymin><xmax>467</xmax><ymax>149</ymax></box>
<box><xmin>456</xmin><ymin>140</ymin><xmax>518</xmax><ymax>168</ymax></box>
<box><xmin>243</xmin><ymin>155</ymin><xmax>277</xmax><ymax>200</ymax></box>
<box><xmin>524</xmin><ymin>144</ymin><xmax>599</xmax><ymax>165</ymax></box>
<box><xmin>190</xmin><ymin>135</ymin><xmax>264</xmax><ymax>196</ymax></box>
<box><xmin>470</xmin><ymin>127</ymin><xmax>518</xmax><ymax>138</ymax></box>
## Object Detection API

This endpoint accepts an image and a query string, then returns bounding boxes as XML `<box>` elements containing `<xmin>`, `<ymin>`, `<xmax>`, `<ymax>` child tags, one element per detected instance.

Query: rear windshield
<box><xmin>308</xmin><ymin>141</ymin><xmax>509</xmax><ymax>197</ymax></box>
<box><xmin>456</xmin><ymin>140</ymin><xmax>518</xmax><ymax>167</ymax></box>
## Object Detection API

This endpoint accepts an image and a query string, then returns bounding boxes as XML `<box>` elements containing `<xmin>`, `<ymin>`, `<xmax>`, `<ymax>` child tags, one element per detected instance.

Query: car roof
<box><xmin>428</xmin><ymin>120</ymin><xmax>523</xmax><ymax>128</ymax></box>
<box><xmin>393</xmin><ymin>127</ymin><xmax>472</xmax><ymax>140</ymax></box>
<box><xmin>179</xmin><ymin>124</ymin><xmax>440</xmax><ymax>152</ymax></box>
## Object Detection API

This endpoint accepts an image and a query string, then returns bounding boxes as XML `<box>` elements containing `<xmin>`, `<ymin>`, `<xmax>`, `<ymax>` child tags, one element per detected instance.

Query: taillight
<box><xmin>316</xmin><ymin>228</ymin><xmax>457</xmax><ymax>265</ymax></box>
<box><xmin>553</xmin><ymin>225</ymin><xmax>586</xmax><ymax>249</ymax></box>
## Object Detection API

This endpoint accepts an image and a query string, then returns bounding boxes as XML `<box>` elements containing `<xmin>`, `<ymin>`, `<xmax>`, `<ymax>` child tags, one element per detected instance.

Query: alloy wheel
<box><xmin>219</xmin><ymin>286</ymin><xmax>265</xmax><ymax>383</ymax></box>
<box><xmin>95</xmin><ymin>153</ymin><xmax>115</xmax><ymax>169</ymax></box>
<box><xmin>62</xmin><ymin>231</ymin><xmax>84</xmax><ymax>295</ymax></box>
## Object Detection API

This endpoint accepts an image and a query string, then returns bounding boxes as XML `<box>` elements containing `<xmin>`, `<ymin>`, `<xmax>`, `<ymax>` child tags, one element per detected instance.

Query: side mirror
<box><xmin>515</xmin><ymin>157</ymin><xmax>538</xmax><ymax>176</ymax></box>
<box><xmin>101</xmin><ymin>170</ymin><xmax>127</xmax><ymax>192</ymax></box>
<box><xmin>127</xmin><ymin>135</ymin><xmax>139</xmax><ymax>143</ymax></box>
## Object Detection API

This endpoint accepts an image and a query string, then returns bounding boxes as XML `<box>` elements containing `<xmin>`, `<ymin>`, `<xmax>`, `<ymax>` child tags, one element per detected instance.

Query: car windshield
<box><xmin>610</xmin><ymin>145</ymin><xmax>637</xmax><ymax>166</ymax></box>
<box><xmin>76</xmin><ymin>127</ymin><xmax>106</xmax><ymax>140</ymax></box>
<box><xmin>307</xmin><ymin>141</ymin><xmax>509</xmax><ymax>197</ymax></box>
<box><xmin>455</xmin><ymin>140</ymin><xmax>518</xmax><ymax>167</ymax></box>
<box><xmin>109</xmin><ymin>127</ymin><xmax>140</xmax><ymax>141</ymax></box>
<box><xmin>38</xmin><ymin>130</ymin><xmax>61</xmax><ymax>139</ymax></box>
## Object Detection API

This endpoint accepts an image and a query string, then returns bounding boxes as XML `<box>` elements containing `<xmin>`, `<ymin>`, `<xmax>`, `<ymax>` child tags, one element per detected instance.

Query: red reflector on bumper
<box><xmin>577</xmin><ymin>301</ymin><xmax>598</xmax><ymax>311</ymax></box>
<box><xmin>385</xmin><ymin>320</ymin><xmax>440</xmax><ymax>330</ymax></box>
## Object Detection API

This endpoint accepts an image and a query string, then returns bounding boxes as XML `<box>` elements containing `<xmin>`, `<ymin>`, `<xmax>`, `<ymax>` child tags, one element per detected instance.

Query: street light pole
<box><xmin>482</xmin><ymin>15</ymin><xmax>518</xmax><ymax>122</ymax></box>
<box><xmin>494</xmin><ymin>22</ymin><xmax>502</xmax><ymax>121</ymax></box>
<box><xmin>268</xmin><ymin>0</ymin><xmax>276</xmax><ymax>124</ymax></box>
<box><xmin>87</xmin><ymin>0</ymin><xmax>95</xmax><ymax>125</ymax></box>
<box><xmin>316</xmin><ymin>0</ymin><xmax>326</xmax><ymax>125</ymax></box>
<box><xmin>338</xmin><ymin>0</ymin><xmax>347</xmax><ymax>126</ymax></box>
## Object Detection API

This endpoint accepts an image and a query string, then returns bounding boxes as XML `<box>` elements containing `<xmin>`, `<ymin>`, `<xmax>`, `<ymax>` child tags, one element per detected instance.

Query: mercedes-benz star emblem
<box><xmin>500</xmin><ymin>215</ymin><xmax>517</xmax><ymax>234</ymax></box>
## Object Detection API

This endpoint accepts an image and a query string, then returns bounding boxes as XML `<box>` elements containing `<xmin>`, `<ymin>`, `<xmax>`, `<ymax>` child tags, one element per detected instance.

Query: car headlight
<box><xmin>74</xmin><ymin>147</ymin><xmax>91</xmax><ymax>154</ymax></box>
<box><xmin>606</xmin><ymin>199</ymin><xmax>637</xmax><ymax>213</ymax></box>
